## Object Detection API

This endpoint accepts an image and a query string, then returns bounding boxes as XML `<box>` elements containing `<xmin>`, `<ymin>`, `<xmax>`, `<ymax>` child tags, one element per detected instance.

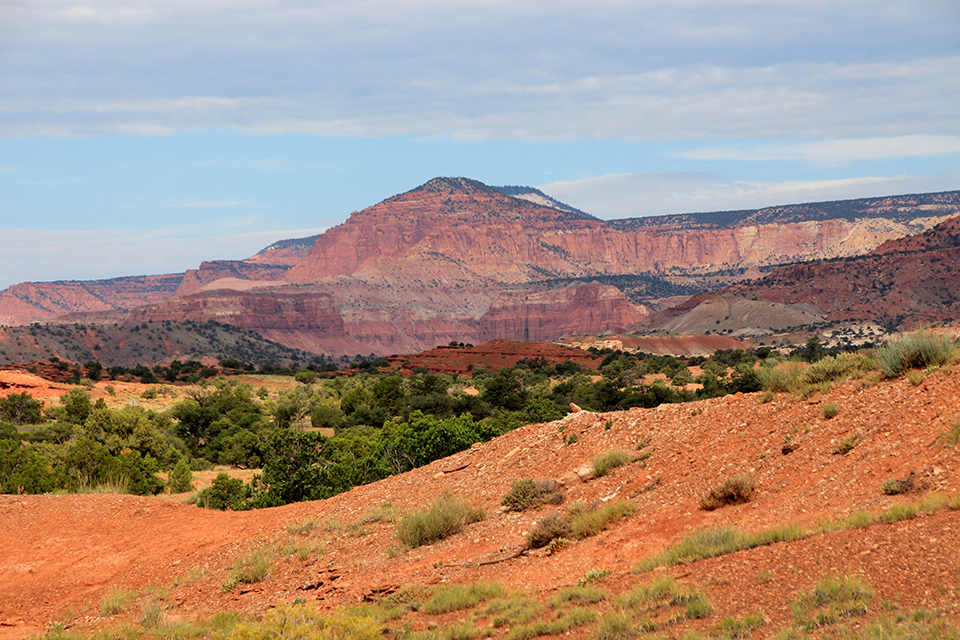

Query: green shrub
<box><xmin>874</xmin><ymin>328</ymin><xmax>956</xmax><ymax>377</ymax></box>
<box><xmin>822</xmin><ymin>403</ymin><xmax>838</xmax><ymax>419</ymax></box>
<box><xmin>501</xmin><ymin>479</ymin><xmax>547</xmax><ymax>512</ymax></box>
<box><xmin>802</xmin><ymin>353</ymin><xmax>875</xmax><ymax>384</ymax></box>
<box><xmin>0</xmin><ymin>392</ymin><xmax>44</xmax><ymax>425</ymax></box>
<box><xmin>882</xmin><ymin>476</ymin><xmax>914</xmax><ymax>495</ymax></box>
<box><xmin>396</xmin><ymin>492</ymin><xmax>484</xmax><ymax>548</ymax></box>
<box><xmin>592</xmin><ymin>450</ymin><xmax>631</xmax><ymax>477</ymax></box>
<box><xmin>527</xmin><ymin>511</ymin><xmax>572</xmax><ymax>549</ymax></box>
<box><xmin>700</xmin><ymin>474</ymin><xmax>755</xmax><ymax>510</ymax></box>
<box><xmin>193</xmin><ymin>473</ymin><xmax>250</xmax><ymax>510</ymax></box>
<box><xmin>167</xmin><ymin>456</ymin><xmax>194</xmax><ymax>493</ymax></box>
<box><xmin>832</xmin><ymin>434</ymin><xmax>859</xmax><ymax>455</ymax></box>
<box><xmin>757</xmin><ymin>361</ymin><xmax>806</xmax><ymax>392</ymax></box>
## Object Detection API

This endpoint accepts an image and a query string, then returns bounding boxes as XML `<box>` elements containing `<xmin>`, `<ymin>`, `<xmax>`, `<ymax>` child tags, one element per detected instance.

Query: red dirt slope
<box><xmin>3</xmin><ymin>366</ymin><xmax>960</xmax><ymax>638</ymax></box>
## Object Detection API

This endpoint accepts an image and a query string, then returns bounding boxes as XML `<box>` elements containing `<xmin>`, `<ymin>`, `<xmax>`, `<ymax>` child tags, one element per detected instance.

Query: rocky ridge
<box><xmin>648</xmin><ymin>214</ymin><xmax>960</xmax><ymax>334</ymax></box>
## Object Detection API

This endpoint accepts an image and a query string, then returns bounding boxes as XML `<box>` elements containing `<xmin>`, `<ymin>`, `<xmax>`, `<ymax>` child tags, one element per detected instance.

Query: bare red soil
<box><xmin>385</xmin><ymin>339</ymin><xmax>602</xmax><ymax>375</ymax></box>
<box><xmin>3</xmin><ymin>367</ymin><xmax>960</xmax><ymax>638</ymax></box>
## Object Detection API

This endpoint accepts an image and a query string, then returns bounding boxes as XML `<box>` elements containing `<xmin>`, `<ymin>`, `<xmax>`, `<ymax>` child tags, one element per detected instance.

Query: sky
<box><xmin>1</xmin><ymin>0</ymin><xmax>959</xmax><ymax>289</ymax></box>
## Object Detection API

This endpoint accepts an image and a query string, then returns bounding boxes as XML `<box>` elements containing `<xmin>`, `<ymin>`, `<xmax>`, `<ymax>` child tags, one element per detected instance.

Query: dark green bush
<box><xmin>195</xmin><ymin>473</ymin><xmax>251</xmax><ymax>510</ymax></box>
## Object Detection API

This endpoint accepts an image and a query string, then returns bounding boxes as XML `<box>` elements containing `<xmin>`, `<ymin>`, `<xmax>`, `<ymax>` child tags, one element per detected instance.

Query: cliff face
<box><xmin>477</xmin><ymin>283</ymin><xmax>649</xmax><ymax>343</ymax></box>
<box><xmin>649</xmin><ymin>215</ymin><xmax>960</xmax><ymax>333</ymax></box>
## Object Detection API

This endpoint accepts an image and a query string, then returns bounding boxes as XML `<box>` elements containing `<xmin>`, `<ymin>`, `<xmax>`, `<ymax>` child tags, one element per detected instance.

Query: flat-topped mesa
<box><xmin>285</xmin><ymin>177</ymin><xmax>604</xmax><ymax>283</ymax></box>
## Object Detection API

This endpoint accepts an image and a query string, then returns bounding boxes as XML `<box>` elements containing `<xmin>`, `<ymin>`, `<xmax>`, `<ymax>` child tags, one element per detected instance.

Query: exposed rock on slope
<box><xmin>477</xmin><ymin>283</ymin><xmax>649</xmax><ymax>343</ymax></box>
<box><xmin>649</xmin><ymin>214</ymin><xmax>960</xmax><ymax>333</ymax></box>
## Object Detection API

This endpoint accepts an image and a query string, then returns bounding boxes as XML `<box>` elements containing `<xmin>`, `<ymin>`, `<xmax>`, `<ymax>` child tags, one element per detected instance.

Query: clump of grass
<box><xmin>139</xmin><ymin>597</ymin><xmax>166</xmax><ymax>628</ymax></box>
<box><xmin>99</xmin><ymin>588</ymin><xmax>136</xmax><ymax>616</ymax></box>
<box><xmin>634</xmin><ymin>524</ymin><xmax>809</xmax><ymax>573</ymax></box>
<box><xmin>484</xmin><ymin>596</ymin><xmax>544</xmax><ymax>628</ymax></box>
<box><xmin>547</xmin><ymin>585</ymin><xmax>607</xmax><ymax>608</ymax></box>
<box><xmin>281</xmin><ymin>538</ymin><xmax>325</xmax><ymax>562</ymax></box>
<box><xmin>501</xmin><ymin>479</ymin><xmax>562</xmax><ymax>512</ymax></box>
<box><xmin>878</xmin><ymin>503</ymin><xmax>919</xmax><ymax>524</ymax></box>
<box><xmin>874</xmin><ymin>328</ymin><xmax>956</xmax><ymax>377</ymax></box>
<box><xmin>716</xmin><ymin>613</ymin><xmax>765</xmax><ymax>638</ymax></box>
<box><xmin>578</xmin><ymin>569</ymin><xmax>614</xmax><ymax>585</ymax></box>
<box><xmin>422</xmin><ymin>583</ymin><xmax>506</xmax><ymax>614</ymax></box>
<box><xmin>506</xmin><ymin>608</ymin><xmax>595</xmax><ymax>640</ymax></box>
<box><xmin>222</xmin><ymin>546</ymin><xmax>274</xmax><ymax>592</ymax></box>
<box><xmin>882</xmin><ymin>475</ymin><xmax>914</xmax><ymax>495</ymax></box>
<box><xmin>832</xmin><ymin>434</ymin><xmax>859</xmax><ymax>455</ymax></box>
<box><xmin>792</xmin><ymin>575</ymin><xmax>873</xmax><ymax>631</ymax></box>
<box><xmin>286</xmin><ymin>517</ymin><xmax>319</xmax><ymax>537</ymax></box>
<box><xmin>592</xmin><ymin>450</ymin><xmax>631</xmax><ymax>477</ymax></box>
<box><xmin>757</xmin><ymin>361</ymin><xmax>806</xmax><ymax>392</ymax></box>
<box><xmin>570</xmin><ymin>501</ymin><xmax>637</xmax><ymax>538</ymax></box>
<box><xmin>604</xmin><ymin>576</ymin><xmax>711</xmax><ymax>635</ymax></box>
<box><xmin>527</xmin><ymin>500</ymin><xmax>635</xmax><ymax>549</ymax></box>
<box><xmin>396</xmin><ymin>492</ymin><xmax>484</xmax><ymax>549</ymax></box>
<box><xmin>222</xmin><ymin>603</ymin><xmax>381</xmax><ymax>640</ymax></box>
<box><xmin>802</xmin><ymin>353</ymin><xmax>876</xmax><ymax>384</ymax></box>
<box><xmin>906</xmin><ymin>370</ymin><xmax>925</xmax><ymax>386</ymax></box>
<box><xmin>700</xmin><ymin>474</ymin><xmax>755</xmax><ymax>510</ymax></box>
<box><xmin>941</xmin><ymin>416</ymin><xmax>960</xmax><ymax>446</ymax></box>
<box><xmin>822</xmin><ymin>403</ymin><xmax>838</xmax><ymax>419</ymax></box>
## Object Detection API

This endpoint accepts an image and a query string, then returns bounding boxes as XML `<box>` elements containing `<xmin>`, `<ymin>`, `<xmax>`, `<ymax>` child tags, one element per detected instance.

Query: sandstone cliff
<box><xmin>647</xmin><ymin>215</ymin><xmax>960</xmax><ymax>334</ymax></box>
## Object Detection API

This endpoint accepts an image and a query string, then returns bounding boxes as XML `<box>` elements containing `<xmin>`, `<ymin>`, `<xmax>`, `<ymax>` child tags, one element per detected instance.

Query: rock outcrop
<box><xmin>647</xmin><ymin>215</ymin><xmax>960</xmax><ymax>333</ymax></box>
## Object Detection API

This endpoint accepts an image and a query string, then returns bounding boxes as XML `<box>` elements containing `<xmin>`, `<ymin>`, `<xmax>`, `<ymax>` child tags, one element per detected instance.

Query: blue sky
<box><xmin>1</xmin><ymin>0</ymin><xmax>959</xmax><ymax>289</ymax></box>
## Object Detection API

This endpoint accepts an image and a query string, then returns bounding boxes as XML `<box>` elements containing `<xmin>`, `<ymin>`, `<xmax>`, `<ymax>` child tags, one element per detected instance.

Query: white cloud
<box><xmin>681</xmin><ymin>135</ymin><xmax>960</xmax><ymax>163</ymax></box>
<box><xmin>540</xmin><ymin>169</ymin><xmax>960</xmax><ymax>219</ymax></box>
<box><xmin>2</xmin><ymin>1</ymin><xmax>958</xmax><ymax>141</ymax></box>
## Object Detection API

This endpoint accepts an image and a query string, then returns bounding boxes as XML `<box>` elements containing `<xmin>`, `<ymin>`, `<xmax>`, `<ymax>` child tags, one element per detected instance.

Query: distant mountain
<box><xmin>647</xmin><ymin>214</ymin><xmax>960</xmax><ymax>334</ymax></box>
<box><xmin>1</xmin><ymin>177</ymin><xmax>958</xmax><ymax>358</ymax></box>
<box><xmin>0</xmin><ymin>319</ymin><xmax>331</xmax><ymax>369</ymax></box>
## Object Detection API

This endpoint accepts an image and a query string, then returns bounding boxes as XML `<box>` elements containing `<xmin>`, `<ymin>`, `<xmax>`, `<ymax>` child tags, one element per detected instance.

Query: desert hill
<box><xmin>649</xmin><ymin>214</ymin><xmax>960</xmax><ymax>335</ymax></box>
<box><xmin>3</xmin><ymin>364</ymin><xmax>960</xmax><ymax>638</ymax></box>
<box><xmin>2</xmin><ymin>180</ymin><xmax>959</xmax><ymax>357</ymax></box>
<box><xmin>0</xmin><ymin>318</ymin><xmax>333</xmax><ymax>369</ymax></box>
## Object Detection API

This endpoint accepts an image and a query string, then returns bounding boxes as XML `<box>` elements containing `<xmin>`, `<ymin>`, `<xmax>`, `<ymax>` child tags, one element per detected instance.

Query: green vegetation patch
<box><xmin>874</xmin><ymin>328</ymin><xmax>957</xmax><ymax>377</ymax></box>
<box><xmin>791</xmin><ymin>575</ymin><xmax>873</xmax><ymax>631</ymax></box>
<box><xmin>395</xmin><ymin>492</ymin><xmax>485</xmax><ymax>549</ymax></box>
